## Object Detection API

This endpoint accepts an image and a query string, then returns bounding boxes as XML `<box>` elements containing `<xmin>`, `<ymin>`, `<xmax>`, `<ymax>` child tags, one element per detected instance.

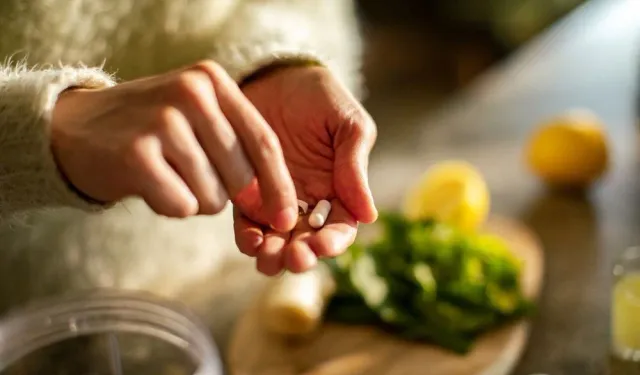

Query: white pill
<box><xmin>297</xmin><ymin>200</ymin><xmax>309</xmax><ymax>215</ymax></box>
<box><xmin>308</xmin><ymin>200</ymin><xmax>332</xmax><ymax>228</ymax></box>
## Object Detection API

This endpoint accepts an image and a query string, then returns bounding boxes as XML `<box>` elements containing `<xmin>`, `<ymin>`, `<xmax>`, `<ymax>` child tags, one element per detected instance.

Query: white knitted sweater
<box><xmin>0</xmin><ymin>0</ymin><xmax>362</xmax><ymax>346</ymax></box>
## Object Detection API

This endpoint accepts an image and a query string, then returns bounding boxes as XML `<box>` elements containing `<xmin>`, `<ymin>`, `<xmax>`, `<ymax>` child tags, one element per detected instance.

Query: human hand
<box><xmin>235</xmin><ymin>65</ymin><xmax>378</xmax><ymax>275</ymax></box>
<box><xmin>50</xmin><ymin>61</ymin><xmax>298</xmax><ymax>231</ymax></box>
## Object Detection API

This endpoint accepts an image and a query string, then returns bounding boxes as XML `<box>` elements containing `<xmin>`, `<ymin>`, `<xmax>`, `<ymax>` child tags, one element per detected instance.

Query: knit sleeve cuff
<box><xmin>207</xmin><ymin>0</ymin><xmax>364</xmax><ymax>99</ymax></box>
<box><xmin>0</xmin><ymin>65</ymin><xmax>116</xmax><ymax>215</ymax></box>
<box><xmin>213</xmin><ymin>42</ymin><xmax>364</xmax><ymax>101</ymax></box>
<box><xmin>211</xmin><ymin>42</ymin><xmax>328</xmax><ymax>83</ymax></box>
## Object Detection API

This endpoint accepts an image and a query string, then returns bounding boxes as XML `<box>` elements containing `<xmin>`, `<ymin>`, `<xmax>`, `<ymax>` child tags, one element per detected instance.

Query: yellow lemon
<box><xmin>403</xmin><ymin>160</ymin><xmax>490</xmax><ymax>231</ymax></box>
<box><xmin>526</xmin><ymin>109</ymin><xmax>610</xmax><ymax>188</ymax></box>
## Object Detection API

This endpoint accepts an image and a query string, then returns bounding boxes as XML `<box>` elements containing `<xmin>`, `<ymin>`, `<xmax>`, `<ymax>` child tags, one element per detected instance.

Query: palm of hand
<box><xmin>235</xmin><ymin>66</ymin><xmax>376</xmax><ymax>275</ymax></box>
<box><xmin>271</xmin><ymin>92</ymin><xmax>336</xmax><ymax>203</ymax></box>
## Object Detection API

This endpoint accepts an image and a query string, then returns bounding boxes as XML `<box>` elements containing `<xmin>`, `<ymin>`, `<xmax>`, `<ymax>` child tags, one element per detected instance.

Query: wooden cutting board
<box><xmin>228</xmin><ymin>216</ymin><xmax>544</xmax><ymax>375</ymax></box>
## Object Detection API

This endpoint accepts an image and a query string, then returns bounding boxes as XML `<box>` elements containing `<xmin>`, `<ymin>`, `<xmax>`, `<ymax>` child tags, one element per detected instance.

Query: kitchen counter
<box><xmin>363</xmin><ymin>0</ymin><xmax>640</xmax><ymax>374</ymax></box>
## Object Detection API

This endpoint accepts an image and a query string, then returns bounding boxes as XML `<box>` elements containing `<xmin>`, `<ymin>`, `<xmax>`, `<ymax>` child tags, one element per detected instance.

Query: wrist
<box><xmin>240</xmin><ymin>59</ymin><xmax>324</xmax><ymax>87</ymax></box>
<box><xmin>50</xmin><ymin>88</ymin><xmax>108</xmax><ymax>205</ymax></box>
<box><xmin>50</xmin><ymin>88</ymin><xmax>88</xmax><ymax>139</ymax></box>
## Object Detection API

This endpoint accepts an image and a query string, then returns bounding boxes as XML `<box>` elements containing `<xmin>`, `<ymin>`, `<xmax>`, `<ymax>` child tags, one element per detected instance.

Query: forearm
<box><xmin>210</xmin><ymin>0</ymin><xmax>365</xmax><ymax>99</ymax></box>
<box><xmin>0</xmin><ymin>63</ymin><xmax>115</xmax><ymax>218</ymax></box>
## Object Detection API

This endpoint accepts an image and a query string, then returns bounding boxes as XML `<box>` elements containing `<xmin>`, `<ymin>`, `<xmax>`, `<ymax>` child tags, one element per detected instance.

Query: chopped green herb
<box><xmin>324</xmin><ymin>212</ymin><xmax>534</xmax><ymax>355</ymax></box>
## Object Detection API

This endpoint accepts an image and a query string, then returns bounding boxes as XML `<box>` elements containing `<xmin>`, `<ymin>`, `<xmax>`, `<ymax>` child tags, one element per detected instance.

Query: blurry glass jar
<box><xmin>612</xmin><ymin>246</ymin><xmax>640</xmax><ymax>362</ymax></box>
<box><xmin>0</xmin><ymin>289</ymin><xmax>223</xmax><ymax>375</ymax></box>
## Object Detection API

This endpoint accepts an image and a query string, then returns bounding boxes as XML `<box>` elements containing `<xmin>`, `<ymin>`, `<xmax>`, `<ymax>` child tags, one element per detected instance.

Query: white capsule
<box><xmin>308</xmin><ymin>200</ymin><xmax>332</xmax><ymax>228</ymax></box>
<box><xmin>297</xmin><ymin>200</ymin><xmax>309</xmax><ymax>215</ymax></box>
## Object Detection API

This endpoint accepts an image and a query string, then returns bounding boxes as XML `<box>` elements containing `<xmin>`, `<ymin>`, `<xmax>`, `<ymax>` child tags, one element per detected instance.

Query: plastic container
<box><xmin>0</xmin><ymin>289</ymin><xmax>223</xmax><ymax>375</ymax></box>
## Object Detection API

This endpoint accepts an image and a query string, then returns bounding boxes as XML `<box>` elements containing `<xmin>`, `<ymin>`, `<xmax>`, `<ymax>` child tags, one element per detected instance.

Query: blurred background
<box><xmin>350</xmin><ymin>1</ymin><xmax>640</xmax><ymax>373</ymax></box>
<box><xmin>356</xmin><ymin>0</ymin><xmax>586</xmax><ymax>114</ymax></box>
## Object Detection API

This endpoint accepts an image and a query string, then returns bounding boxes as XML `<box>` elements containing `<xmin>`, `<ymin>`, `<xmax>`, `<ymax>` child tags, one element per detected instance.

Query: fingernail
<box><xmin>301</xmin><ymin>246</ymin><xmax>317</xmax><ymax>269</ymax></box>
<box><xmin>287</xmin><ymin>243</ymin><xmax>317</xmax><ymax>272</ymax></box>
<box><xmin>239</xmin><ymin>230</ymin><xmax>262</xmax><ymax>257</ymax></box>
<box><xmin>274</xmin><ymin>206</ymin><xmax>297</xmax><ymax>231</ymax></box>
<box><xmin>248</xmin><ymin>232</ymin><xmax>263</xmax><ymax>249</ymax></box>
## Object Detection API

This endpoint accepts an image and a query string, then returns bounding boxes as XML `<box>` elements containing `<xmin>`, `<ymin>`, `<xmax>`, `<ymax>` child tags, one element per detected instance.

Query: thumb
<box><xmin>333</xmin><ymin>114</ymin><xmax>378</xmax><ymax>224</ymax></box>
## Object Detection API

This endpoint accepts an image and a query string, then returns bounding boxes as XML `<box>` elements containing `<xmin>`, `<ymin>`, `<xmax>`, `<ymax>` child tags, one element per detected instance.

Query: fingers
<box><xmin>285</xmin><ymin>242</ymin><xmax>318</xmax><ymax>274</ymax></box>
<box><xmin>233</xmin><ymin>206</ymin><xmax>288</xmax><ymax>276</ymax></box>
<box><xmin>285</xmin><ymin>200</ymin><xmax>357</xmax><ymax>273</ymax></box>
<box><xmin>256</xmin><ymin>230</ymin><xmax>289</xmax><ymax>276</ymax></box>
<box><xmin>159</xmin><ymin>107</ymin><xmax>228</xmax><ymax>215</ymax></box>
<box><xmin>304</xmin><ymin>200</ymin><xmax>358</xmax><ymax>257</ymax></box>
<box><xmin>333</xmin><ymin>112</ymin><xmax>378</xmax><ymax>224</ymax></box>
<box><xmin>284</xmin><ymin>220</ymin><xmax>318</xmax><ymax>274</ymax></box>
<box><xmin>195</xmin><ymin>62</ymin><xmax>298</xmax><ymax>232</ymax></box>
<box><xmin>233</xmin><ymin>206</ymin><xmax>264</xmax><ymax>257</ymax></box>
<box><xmin>134</xmin><ymin>138</ymin><xmax>199</xmax><ymax>217</ymax></box>
<box><xmin>173</xmin><ymin>69</ymin><xmax>256</xmax><ymax>199</ymax></box>
<box><xmin>236</xmin><ymin>200</ymin><xmax>358</xmax><ymax>276</ymax></box>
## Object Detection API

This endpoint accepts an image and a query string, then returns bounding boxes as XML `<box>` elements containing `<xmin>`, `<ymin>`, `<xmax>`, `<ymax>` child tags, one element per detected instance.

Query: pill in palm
<box><xmin>308</xmin><ymin>200</ymin><xmax>332</xmax><ymax>228</ymax></box>
<box><xmin>297</xmin><ymin>199</ymin><xmax>309</xmax><ymax>215</ymax></box>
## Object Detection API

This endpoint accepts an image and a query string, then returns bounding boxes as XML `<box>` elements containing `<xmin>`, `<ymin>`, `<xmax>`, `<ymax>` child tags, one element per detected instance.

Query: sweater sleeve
<box><xmin>0</xmin><ymin>64</ymin><xmax>116</xmax><ymax>217</ymax></box>
<box><xmin>209</xmin><ymin>0</ymin><xmax>365</xmax><ymax>99</ymax></box>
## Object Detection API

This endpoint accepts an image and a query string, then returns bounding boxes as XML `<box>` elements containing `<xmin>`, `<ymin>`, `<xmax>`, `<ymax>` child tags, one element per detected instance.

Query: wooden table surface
<box><xmin>362</xmin><ymin>0</ymin><xmax>640</xmax><ymax>374</ymax></box>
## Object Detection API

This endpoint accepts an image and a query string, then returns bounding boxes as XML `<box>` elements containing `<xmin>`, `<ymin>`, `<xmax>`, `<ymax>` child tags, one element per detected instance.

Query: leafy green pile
<box><xmin>323</xmin><ymin>212</ymin><xmax>534</xmax><ymax>354</ymax></box>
